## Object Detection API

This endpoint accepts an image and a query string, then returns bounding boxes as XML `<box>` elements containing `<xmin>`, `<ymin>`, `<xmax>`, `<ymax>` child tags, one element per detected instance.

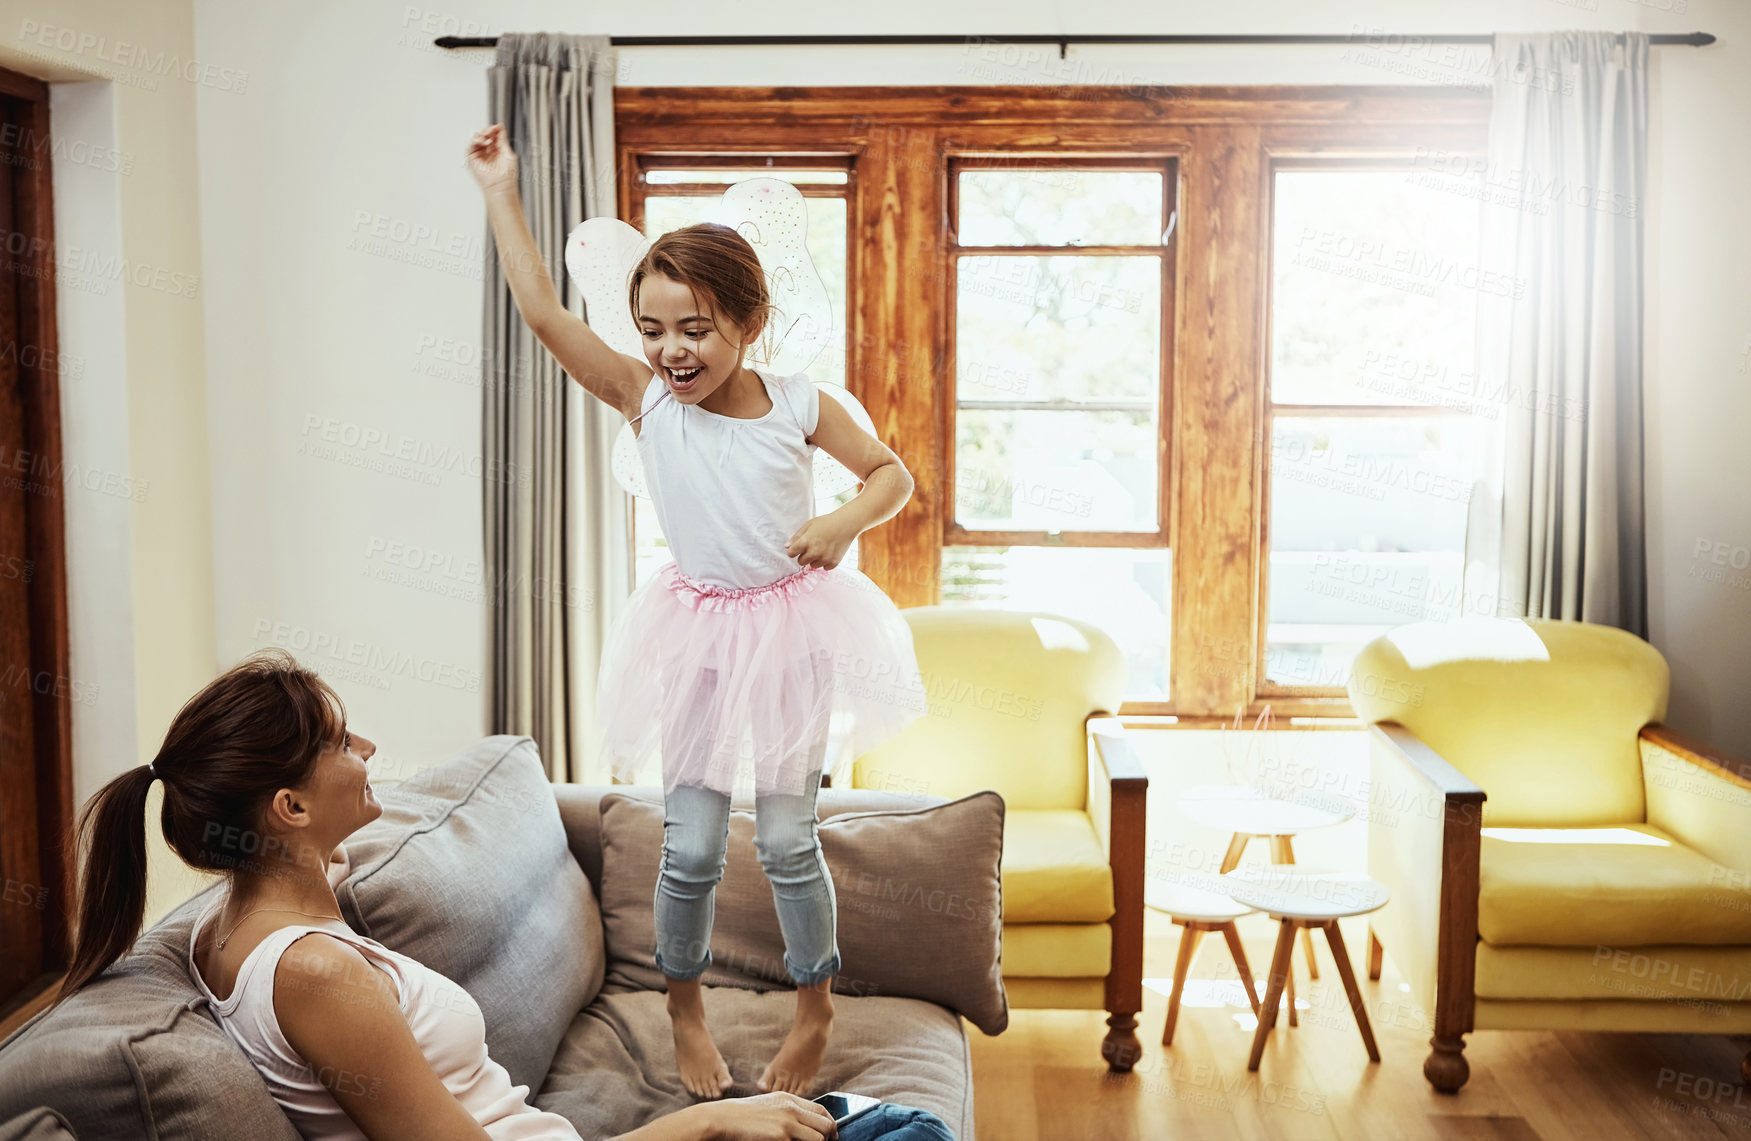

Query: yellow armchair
<box><xmin>1348</xmin><ymin>617</ymin><xmax>1751</xmax><ymax>1093</ymax></box>
<box><xmin>838</xmin><ymin>605</ymin><xmax>1149</xmax><ymax>1070</ymax></box>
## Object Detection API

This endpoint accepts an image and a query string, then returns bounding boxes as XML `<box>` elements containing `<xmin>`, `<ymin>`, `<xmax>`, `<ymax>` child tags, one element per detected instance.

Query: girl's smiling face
<box><xmin>636</xmin><ymin>273</ymin><xmax>758</xmax><ymax>404</ymax></box>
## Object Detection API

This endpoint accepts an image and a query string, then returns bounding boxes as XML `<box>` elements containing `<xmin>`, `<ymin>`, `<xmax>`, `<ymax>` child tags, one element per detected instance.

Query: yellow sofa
<box><xmin>1347</xmin><ymin>617</ymin><xmax>1751</xmax><ymax>1092</ymax></box>
<box><xmin>838</xmin><ymin>605</ymin><xmax>1149</xmax><ymax>1070</ymax></box>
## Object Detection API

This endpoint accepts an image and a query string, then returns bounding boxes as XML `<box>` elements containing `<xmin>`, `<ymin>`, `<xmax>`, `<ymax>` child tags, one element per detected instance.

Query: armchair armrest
<box><xmin>1088</xmin><ymin>716</ymin><xmax>1147</xmax><ymax>1069</ymax></box>
<box><xmin>1366</xmin><ymin>723</ymin><xmax>1484</xmax><ymax>1090</ymax></box>
<box><xmin>1641</xmin><ymin>724</ymin><xmax>1751</xmax><ymax>875</ymax></box>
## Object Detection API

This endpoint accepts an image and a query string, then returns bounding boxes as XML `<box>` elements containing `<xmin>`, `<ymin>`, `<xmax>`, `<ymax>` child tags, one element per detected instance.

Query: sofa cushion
<box><xmin>1000</xmin><ymin>923</ymin><xmax>1112</xmax><ymax>978</ymax></box>
<box><xmin>598</xmin><ymin>789</ymin><xmax>1008</xmax><ymax>1035</ymax></box>
<box><xmin>1475</xmin><ymin>941</ymin><xmax>1751</xmax><ymax>1002</ymax></box>
<box><xmin>1002</xmin><ymin>810</ymin><xmax>1112</xmax><ymax>923</ymax></box>
<box><xmin>0</xmin><ymin>888</ymin><xmax>304</xmax><ymax>1141</ymax></box>
<box><xmin>1478</xmin><ymin>823</ymin><xmax>1751</xmax><ymax>945</ymax></box>
<box><xmin>0</xmin><ymin>1107</ymin><xmax>78</xmax><ymax>1141</ymax></box>
<box><xmin>335</xmin><ymin>734</ymin><xmax>604</xmax><ymax>1095</ymax></box>
<box><xmin>535</xmin><ymin>987</ymin><xmax>974</xmax><ymax>1141</ymax></box>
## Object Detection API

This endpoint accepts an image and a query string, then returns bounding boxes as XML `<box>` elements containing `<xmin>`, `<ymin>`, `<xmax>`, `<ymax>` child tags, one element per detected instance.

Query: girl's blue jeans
<box><xmin>653</xmin><ymin>777</ymin><xmax>841</xmax><ymax>986</ymax></box>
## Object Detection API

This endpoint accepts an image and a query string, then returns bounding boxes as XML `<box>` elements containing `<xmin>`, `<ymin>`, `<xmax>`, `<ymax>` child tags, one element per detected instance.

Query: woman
<box><xmin>52</xmin><ymin>649</ymin><xmax>954</xmax><ymax>1141</ymax></box>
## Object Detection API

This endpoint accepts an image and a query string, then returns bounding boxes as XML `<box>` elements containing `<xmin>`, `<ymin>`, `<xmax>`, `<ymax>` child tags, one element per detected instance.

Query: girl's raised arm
<box><xmin>466</xmin><ymin>125</ymin><xmax>650</xmax><ymax>422</ymax></box>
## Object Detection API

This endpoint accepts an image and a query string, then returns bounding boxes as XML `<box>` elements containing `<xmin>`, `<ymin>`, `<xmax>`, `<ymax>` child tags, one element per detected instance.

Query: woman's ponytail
<box><xmin>45</xmin><ymin>648</ymin><xmax>346</xmax><ymax>1013</ymax></box>
<box><xmin>51</xmin><ymin>763</ymin><xmax>160</xmax><ymax>1007</ymax></box>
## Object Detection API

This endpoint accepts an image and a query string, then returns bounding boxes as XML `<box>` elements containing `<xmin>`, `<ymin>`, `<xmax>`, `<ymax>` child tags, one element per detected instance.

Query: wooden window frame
<box><xmin>613</xmin><ymin>85</ymin><xmax>1488</xmax><ymax>723</ymax></box>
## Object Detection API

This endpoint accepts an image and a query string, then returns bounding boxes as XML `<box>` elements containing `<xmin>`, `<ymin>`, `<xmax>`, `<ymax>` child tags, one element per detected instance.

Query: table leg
<box><xmin>1247</xmin><ymin>918</ymin><xmax>1298</xmax><ymax>1072</ymax></box>
<box><xmin>1271</xmin><ymin>835</ymin><xmax>1321</xmax><ymax>980</ymax></box>
<box><xmin>1322</xmin><ymin>920</ymin><xmax>1381</xmax><ymax>1063</ymax></box>
<box><xmin>1367</xmin><ymin>926</ymin><xmax>1384</xmax><ymax>982</ymax></box>
<box><xmin>1162</xmin><ymin>923</ymin><xmax>1204</xmax><ymax>1046</ymax></box>
<box><xmin>1220</xmin><ymin>832</ymin><xmax>1250</xmax><ymax>874</ymax></box>
<box><xmin>1219</xmin><ymin>921</ymin><xmax>1261</xmax><ymax>1017</ymax></box>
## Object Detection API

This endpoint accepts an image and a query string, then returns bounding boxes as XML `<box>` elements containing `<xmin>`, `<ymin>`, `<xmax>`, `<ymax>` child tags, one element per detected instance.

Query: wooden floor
<box><xmin>969</xmin><ymin>909</ymin><xmax>1751</xmax><ymax>1140</ymax></box>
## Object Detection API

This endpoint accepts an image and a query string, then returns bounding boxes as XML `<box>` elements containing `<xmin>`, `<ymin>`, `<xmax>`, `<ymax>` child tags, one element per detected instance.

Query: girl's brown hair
<box><xmin>49</xmin><ymin>648</ymin><xmax>346</xmax><ymax>1010</ymax></box>
<box><xmin>627</xmin><ymin>222</ymin><xmax>777</xmax><ymax>360</ymax></box>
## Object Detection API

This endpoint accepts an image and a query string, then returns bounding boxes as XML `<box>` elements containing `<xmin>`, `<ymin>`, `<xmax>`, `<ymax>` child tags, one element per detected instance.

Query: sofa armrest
<box><xmin>1641</xmin><ymin>724</ymin><xmax>1751</xmax><ymax>874</ymax></box>
<box><xmin>1089</xmin><ymin>716</ymin><xmax>1147</xmax><ymax>1061</ymax></box>
<box><xmin>1366</xmin><ymin>723</ymin><xmax>1484</xmax><ymax>1051</ymax></box>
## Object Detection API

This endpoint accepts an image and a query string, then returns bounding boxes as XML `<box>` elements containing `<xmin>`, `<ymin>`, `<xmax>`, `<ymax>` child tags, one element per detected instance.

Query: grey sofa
<box><xmin>0</xmin><ymin>736</ymin><xmax>1006</xmax><ymax>1139</ymax></box>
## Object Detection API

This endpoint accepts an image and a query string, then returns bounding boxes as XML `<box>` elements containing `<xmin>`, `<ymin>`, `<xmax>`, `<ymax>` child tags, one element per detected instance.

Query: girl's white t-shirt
<box><xmin>636</xmin><ymin>366</ymin><xmax>821</xmax><ymax>591</ymax></box>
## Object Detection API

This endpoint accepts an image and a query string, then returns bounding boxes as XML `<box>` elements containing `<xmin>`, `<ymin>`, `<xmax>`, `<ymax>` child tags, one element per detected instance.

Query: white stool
<box><xmin>1178</xmin><ymin>784</ymin><xmax>1356</xmax><ymax>981</ymax></box>
<box><xmin>1218</xmin><ymin>868</ymin><xmax>1390</xmax><ymax>1071</ymax></box>
<box><xmin>1145</xmin><ymin>881</ymin><xmax>1262</xmax><ymax>1046</ymax></box>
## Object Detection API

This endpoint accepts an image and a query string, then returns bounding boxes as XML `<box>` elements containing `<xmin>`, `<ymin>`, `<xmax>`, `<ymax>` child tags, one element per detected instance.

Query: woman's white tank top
<box><xmin>185</xmin><ymin>888</ymin><xmax>581</xmax><ymax>1140</ymax></box>
<box><xmin>635</xmin><ymin>366</ymin><xmax>821</xmax><ymax>591</ymax></box>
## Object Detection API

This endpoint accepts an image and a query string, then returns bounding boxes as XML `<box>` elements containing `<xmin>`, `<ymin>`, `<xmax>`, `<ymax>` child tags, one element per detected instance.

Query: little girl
<box><xmin>466</xmin><ymin>125</ymin><xmax>927</xmax><ymax>1101</ymax></box>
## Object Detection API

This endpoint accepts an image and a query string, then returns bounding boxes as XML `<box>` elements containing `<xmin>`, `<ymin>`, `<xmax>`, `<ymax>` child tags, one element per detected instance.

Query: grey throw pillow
<box><xmin>598</xmin><ymin>789</ymin><xmax>1008</xmax><ymax>1035</ymax></box>
<box><xmin>0</xmin><ymin>1107</ymin><xmax>78</xmax><ymax>1141</ymax></box>
<box><xmin>0</xmin><ymin>887</ymin><xmax>303</xmax><ymax>1141</ymax></box>
<box><xmin>335</xmin><ymin>734</ymin><xmax>604</xmax><ymax>1095</ymax></box>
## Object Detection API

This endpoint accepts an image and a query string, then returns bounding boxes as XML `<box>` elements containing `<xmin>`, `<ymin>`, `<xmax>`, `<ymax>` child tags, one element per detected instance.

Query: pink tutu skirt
<box><xmin>595</xmin><ymin>561</ymin><xmax>928</xmax><ymax>798</ymax></box>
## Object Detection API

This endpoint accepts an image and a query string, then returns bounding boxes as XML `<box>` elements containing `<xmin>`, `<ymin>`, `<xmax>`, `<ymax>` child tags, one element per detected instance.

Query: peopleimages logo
<box><xmin>250</xmin><ymin>620</ymin><xmax>481</xmax><ymax>693</ymax></box>
<box><xmin>16</xmin><ymin>21</ymin><xmax>250</xmax><ymax>93</ymax></box>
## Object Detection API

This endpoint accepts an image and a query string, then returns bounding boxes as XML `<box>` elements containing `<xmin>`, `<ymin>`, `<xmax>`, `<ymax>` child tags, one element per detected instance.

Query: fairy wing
<box><xmin>565</xmin><ymin>215</ymin><xmax>652</xmax><ymax>363</ymax></box>
<box><xmin>718</xmin><ymin>178</ymin><xmax>835</xmax><ymax>377</ymax></box>
<box><xmin>566</xmin><ymin>178</ymin><xmax>866</xmax><ymax>503</ymax></box>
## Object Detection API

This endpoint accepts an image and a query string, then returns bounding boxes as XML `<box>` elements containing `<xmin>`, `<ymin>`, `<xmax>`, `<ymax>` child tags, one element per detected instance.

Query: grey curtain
<box><xmin>483</xmin><ymin>34</ymin><xmax>628</xmax><ymax>781</ymax></box>
<box><xmin>1463</xmin><ymin>32</ymin><xmax>1649</xmax><ymax>635</ymax></box>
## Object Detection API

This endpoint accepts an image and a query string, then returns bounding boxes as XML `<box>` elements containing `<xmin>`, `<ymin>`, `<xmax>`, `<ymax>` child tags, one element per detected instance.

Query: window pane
<box><xmin>646</xmin><ymin>169</ymin><xmax>847</xmax><ymax>184</ymax></box>
<box><xmin>1270</xmin><ymin>169</ymin><xmax>1481</xmax><ymax>405</ymax></box>
<box><xmin>956</xmin><ymin>256</ymin><xmax>1160</xmax><ymax>403</ymax></box>
<box><xmin>953</xmin><ymin>254</ymin><xmax>1160</xmax><ymax>533</ymax></box>
<box><xmin>956</xmin><ymin>409</ymin><xmax>1156</xmax><ymax>531</ymax></box>
<box><xmin>1264</xmin><ymin>416</ymin><xmax>1476</xmax><ymax>687</ymax></box>
<box><xmin>957</xmin><ymin>169</ymin><xmax>1163</xmax><ymax>246</ymax></box>
<box><xmin>940</xmin><ymin>545</ymin><xmax>1169</xmax><ymax>702</ymax></box>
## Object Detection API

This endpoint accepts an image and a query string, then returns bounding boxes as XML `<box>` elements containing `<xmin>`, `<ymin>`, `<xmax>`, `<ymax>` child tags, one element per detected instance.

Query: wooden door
<box><xmin>0</xmin><ymin>64</ymin><xmax>73</xmax><ymax>1019</ymax></box>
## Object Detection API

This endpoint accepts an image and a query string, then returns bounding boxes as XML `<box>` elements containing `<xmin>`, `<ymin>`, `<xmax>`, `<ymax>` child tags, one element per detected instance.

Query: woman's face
<box><xmin>636</xmin><ymin>273</ymin><xmax>755</xmax><ymax>406</ymax></box>
<box><xmin>303</xmin><ymin>723</ymin><xmax>381</xmax><ymax>839</ymax></box>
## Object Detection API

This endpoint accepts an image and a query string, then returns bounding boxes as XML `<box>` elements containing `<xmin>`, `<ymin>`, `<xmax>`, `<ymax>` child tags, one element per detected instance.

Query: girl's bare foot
<box><xmin>757</xmin><ymin>979</ymin><xmax>835</xmax><ymax>1096</ymax></box>
<box><xmin>667</xmin><ymin>978</ymin><xmax>733</xmax><ymax>1099</ymax></box>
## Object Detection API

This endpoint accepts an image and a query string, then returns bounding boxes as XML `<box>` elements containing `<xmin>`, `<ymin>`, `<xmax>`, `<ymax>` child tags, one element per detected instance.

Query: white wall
<box><xmin>1639</xmin><ymin>1</ymin><xmax>1751</xmax><ymax>748</ymax></box>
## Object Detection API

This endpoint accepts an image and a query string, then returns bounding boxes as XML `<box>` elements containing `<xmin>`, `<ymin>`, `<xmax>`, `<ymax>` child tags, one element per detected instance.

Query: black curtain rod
<box><xmin>436</xmin><ymin>32</ymin><xmax>1716</xmax><ymax>55</ymax></box>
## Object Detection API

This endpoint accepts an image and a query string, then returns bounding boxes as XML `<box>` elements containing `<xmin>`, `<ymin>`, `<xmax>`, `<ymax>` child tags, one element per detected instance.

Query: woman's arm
<box><xmin>606</xmin><ymin>1105</ymin><xmax>711</xmax><ymax>1141</ymax></box>
<box><xmin>612</xmin><ymin>1093</ymin><xmax>838</xmax><ymax>1141</ymax></box>
<box><xmin>466</xmin><ymin>125</ymin><xmax>650</xmax><ymax>422</ymax></box>
<box><xmin>278</xmin><ymin>935</ymin><xmax>495</xmax><ymax>1141</ymax></box>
